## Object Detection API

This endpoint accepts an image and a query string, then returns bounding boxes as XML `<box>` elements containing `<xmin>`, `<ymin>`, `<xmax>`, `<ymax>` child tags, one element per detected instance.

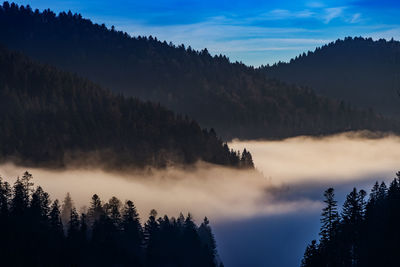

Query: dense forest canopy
<box><xmin>0</xmin><ymin>44</ymin><xmax>253</xmax><ymax>169</ymax></box>
<box><xmin>265</xmin><ymin>37</ymin><xmax>400</xmax><ymax>118</ymax></box>
<box><xmin>0</xmin><ymin>2</ymin><xmax>398</xmax><ymax>139</ymax></box>
<box><xmin>301</xmin><ymin>172</ymin><xmax>400</xmax><ymax>267</ymax></box>
<box><xmin>0</xmin><ymin>172</ymin><xmax>222</xmax><ymax>266</ymax></box>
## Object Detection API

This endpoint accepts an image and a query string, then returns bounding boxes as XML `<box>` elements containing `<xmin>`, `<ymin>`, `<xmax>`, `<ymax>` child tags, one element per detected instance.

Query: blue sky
<box><xmin>11</xmin><ymin>0</ymin><xmax>400</xmax><ymax>66</ymax></box>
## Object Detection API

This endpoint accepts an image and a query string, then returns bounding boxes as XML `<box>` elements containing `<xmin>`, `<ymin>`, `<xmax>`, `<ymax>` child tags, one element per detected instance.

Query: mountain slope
<box><xmin>0</xmin><ymin>45</ymin><xmax>249</xmax><ymax>169</ymax></box>
<box><xmin>0</xmin><ymin>3</ymin><xmax>397</xmax><ymax>139</ymax></box>
<box><xmin>265</xmin><ymin>37</ymin><xmax>400</xmax><ymax>117</ymax></box>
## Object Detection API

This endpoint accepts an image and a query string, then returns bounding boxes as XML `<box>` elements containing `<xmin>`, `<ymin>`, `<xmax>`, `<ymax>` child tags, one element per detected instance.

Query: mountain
<box><xmin>265</xmin><ymin>37</ymin><xmax>400</xmax><ymax>118</ymax></box>
<box><xmin>0</xmin><ymin>3</ymin><xmax>397</xmax><ymax>139</ymax></box>
<box><xmin>0</xmin><ymin>44</ymin><xmax>250</xmax><ymax>169</ymax></box>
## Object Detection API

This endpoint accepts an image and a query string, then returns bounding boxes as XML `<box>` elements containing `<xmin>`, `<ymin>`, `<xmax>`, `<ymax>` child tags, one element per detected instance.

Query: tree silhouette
<box><xmin>302</xmin><ymin>173</ymin><xmax>400</xmax><ymax>267</ymax></box>
<box><xmin>61</xmin><ymin>192</ymin><xmax>74</xmax><ymax>226</ymax></box>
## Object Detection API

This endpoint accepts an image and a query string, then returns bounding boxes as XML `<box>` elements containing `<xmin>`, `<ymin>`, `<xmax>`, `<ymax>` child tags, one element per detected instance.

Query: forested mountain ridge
<box><xmin>265</xmin><ymin>37</ymin><xmax>400</xmax><ymax>118</ymax></box>
<box><xmin>0</xmin><ymin>44</ymin><xmax>252</xmax><ymax>169</ymax></box>
<box><xmin>1</xmin><ymin>2</ymin><xmax>398</xmax><ymax>139</ymax></box>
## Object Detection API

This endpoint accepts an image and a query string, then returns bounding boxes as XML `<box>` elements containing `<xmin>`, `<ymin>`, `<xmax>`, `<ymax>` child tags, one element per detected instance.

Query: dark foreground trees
<box><xmin>301</xmin><ymin>172</ymin><xmax>400</xmax><ymax>267</ymax></box>
<box><xmin>0</xmin><ymin>172</ymin><xmax>221</xmax><ymax>267</ymax></box>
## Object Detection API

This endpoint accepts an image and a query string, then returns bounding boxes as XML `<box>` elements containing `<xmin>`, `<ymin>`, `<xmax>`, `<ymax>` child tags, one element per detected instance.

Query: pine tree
<box><xmin>198</xmin><ymin>217</ymin><xmax>217</xmax><ymax>266</ymax></box>
<box><xmin>105</xmin><ymin>196</ymin><xmax>121</xmax><ymax>227</ymax></box>
<box><xmin>61</xmin><ymin>192</ymin><xmax>74</xmax><ymax>226</ymax></box>
<box><xmin>377</xmin><ymin>182</ymin><xmax>387</xmax><ymax>201</ymax></box>
<box><xmin>121</xmin><ymin>200</ymin><xmax>142</xmax><ymax>264</ymax></box>
<box><xmin>320</xmin><ymin>188</ymin><xmax>339</xmax><ymax>243</ymax></box>
<box><xmin>368</xmin><ymin>181</ymin><xmax>380</xmax><ymax>206</ymax></box>
<box><xmin>341</xmin><ymin>188</ymin><xmax>366</xmax><ymax>267</ymax></box>
<box><xmin>301</xmin><ymin>240</ymin><xmax>319</xmax><ymax>267</ymax></box>
<box><xmin>11</xmin><ymin>177</ymin><xmax>29</xmax><ymax>215</ymax></box>
<box><xmin>87</xmin><ymin>194</ymin><xmax>104</xmax><ymax>225</ymax></box>
<box><xmin>49</xmin><ymin>199</ymin><xmax>63</xmax><ymax>235</ymax></box>
<box><xmin>0</xmin><ymin>176</ymin><xmax>11</xmax><ymax>216</ymax></box>
<box><xmin>30</xmin><ymin>186</ymin><xmax>50</xmax><ymax>221</ymax></box>
<box><xmin>144</xmin><ymin>209</ymin><xmax>159</xmax><ymax>248</ymax></box>
<box><xmin>21</xmin><ymin>171</ymin><xmax>33</xmax><ymax>204</ymax></box>
<box><xmin>198</xmin><ymin>217</ymin><xmax>217</xmax><ymax>258</ymax></box>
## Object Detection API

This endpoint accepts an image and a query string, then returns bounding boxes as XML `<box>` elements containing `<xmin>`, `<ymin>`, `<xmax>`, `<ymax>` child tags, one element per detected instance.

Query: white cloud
<box><xmin>266</xmin><ymin>8</ymin><xmax>315</xmax><ymax>20</ymax></box>
<box><xmin>350</xmin><ymin>13</ymin><xmax>361</xmax><ymax>23</ymax></box>
<box><xmin>324</xmin><ymin>7</ymin><xmax>345</xmax><ymax>23</ymax></box>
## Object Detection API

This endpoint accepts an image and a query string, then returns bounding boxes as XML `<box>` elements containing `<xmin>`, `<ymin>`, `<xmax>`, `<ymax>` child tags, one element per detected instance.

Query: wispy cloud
<box><xmin>350</xmin><ymin>13</ymin><xmax>361</xmax><ymax>23</ymax></box>
<box><xmin>323</xmin><ymin>7</ymin><xmax>345</xmax><ymax>23</ymax></box>
<box><xmin>267</xmin><ymin>9</ymin><xmax>315</xmax><ymax>20</ymax></box>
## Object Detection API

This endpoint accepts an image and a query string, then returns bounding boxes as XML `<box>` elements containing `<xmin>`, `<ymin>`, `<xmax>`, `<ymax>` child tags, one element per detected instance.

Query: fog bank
<box><xmin>1</xmin><ymin>132</ymin><xmax>399</xmax><ymax>225</ymax></box>
<box><xmin>230</xmin><ymin>132</ymin><xmax>400</xmax><ymax>185</ymax></box>
<box><xmin>0</xmin><ymin>162</ymin><xmax>319</xmax><ymax>223</ymax></box>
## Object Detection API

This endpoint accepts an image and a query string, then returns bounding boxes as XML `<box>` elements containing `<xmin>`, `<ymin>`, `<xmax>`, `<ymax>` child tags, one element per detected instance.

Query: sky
<box><xmin>11</xmin><ymin>0</ymin><xmax>400</xmax><ymax>66</ymax></box>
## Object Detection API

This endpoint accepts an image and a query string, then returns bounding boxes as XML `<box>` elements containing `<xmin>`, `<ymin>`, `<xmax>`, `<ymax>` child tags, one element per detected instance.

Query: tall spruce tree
<box><xmin>320</xmin><ymin>188</ymin><xmax>339</xmax><ymax>243</ymax></box>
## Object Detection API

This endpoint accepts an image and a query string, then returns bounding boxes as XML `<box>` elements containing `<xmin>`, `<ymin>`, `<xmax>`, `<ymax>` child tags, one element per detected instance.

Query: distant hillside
<box><xmin>0</xmin><ymin>3</ymin><xmax>397</xmax><ymax>139</ymax></box>
<box><xmin>0</xmin><ymin>45</ymin><xmax>251</xmax><ymax>169</ymax></box>
<box><xmin>265</xmin><ymin>37</ymin><xmax>400</xmax><ymax>118</ymax></box>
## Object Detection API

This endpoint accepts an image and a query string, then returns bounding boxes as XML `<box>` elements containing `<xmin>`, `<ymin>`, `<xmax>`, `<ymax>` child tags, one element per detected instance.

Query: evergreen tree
<box><xmin>61</xmin><ymin>192</ymin><xmax>74</xmax><ymax>226</ymax></box>
<box><xmin>0</xmin><ymin>176</ymin><xmax>10</xmax><ymax>216</ymax></box>
<box><xmin>87</xmin><ymin>194</ymin><xmax>104</xmax><ymax>225</ymax></box>
<box><xmin>301</xmin><ymin>240</ymin><xmax>320</xmax><ymax>267</ymax></box>
<box><xmin>105</xmin><ymin>196</ymin><xmax>122</xmax><ymax>226</ymax></box>
<box><xmin>30</xmin><ymin>186</ymin><xmax>50</xmax><ymax>221</ymax></box>
<box><xmin>49</xmin><ymin>199</ymin><xmax>63</xmax><ymax>235</ymax></box>
<box><xmin>121</xmin><ymin>200</ymin><xmax>143</xmax><ymax>264</ymax></box>
<box><xmin>198</xmin><ymin>217</ymin><xmax>217</xmax><ymax>258</ymax></box>
<box><xmin>319</xmin><ymin>188</ymin><xmax>339</xmax><ymax>243</ymax></box>
<box><xmin>11</xmin><ymin>177</ymin><xmax>28</xmax><ymax>215</ymax></box>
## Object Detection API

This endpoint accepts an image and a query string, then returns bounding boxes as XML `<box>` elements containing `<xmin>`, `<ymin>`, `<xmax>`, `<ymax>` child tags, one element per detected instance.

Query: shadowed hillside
<box><xmin>0</xmin><ymin>45</ymin><xmax>251</xmax><ymax>169</ymax></box>
<box><xmin>265</xmin><ymin>37</ymin><xmax>400</xmax><ymax>118</ymax></box>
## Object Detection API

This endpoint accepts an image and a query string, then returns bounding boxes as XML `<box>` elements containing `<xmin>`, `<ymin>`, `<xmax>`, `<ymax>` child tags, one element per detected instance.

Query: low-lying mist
<box><xmin>1</xmin><ymin>131</ymin><xmax>400</xmax><ymax>224</ymax></box>
<box><xmin>230</xmin><ymin>131</ymin><xmax>400</xmax><ymax>185</ymax></box>
<box><xmin>0</xmin><ymin>162</ymin><xmax>317</xmax><ymax>222</ymax></box>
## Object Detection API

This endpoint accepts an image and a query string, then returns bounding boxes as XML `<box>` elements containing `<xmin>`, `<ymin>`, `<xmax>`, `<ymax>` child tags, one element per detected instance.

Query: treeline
<box><xmin>301</xmin><ymin>172</ymin><xmax>400</xmax><ymax>267</ymax></box>
<box><xmin>0</xmin><ymin>3</ymin><xmax>398</xmax><ymax>139</ymax></box>
<box><xmin>0</xmin><ymin>172</ymin><xmax>222</xmax><ymax>266</ymax></box>
<box><xmin>265</xmin><ymin>37</ymin><xmax>400</xmax><ymax>118</ymax></box>
<box><xmin>0</xmin><ymin>44</ymin><xmax>253</xmax><ymax>169</ymax></box>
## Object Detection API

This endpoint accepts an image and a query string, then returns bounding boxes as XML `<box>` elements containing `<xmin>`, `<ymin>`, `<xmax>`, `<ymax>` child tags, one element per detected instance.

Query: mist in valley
<box><xmin>1</xmin><ymin>131</ymin><xmax>400</xmax><ymax>267</ymax></box>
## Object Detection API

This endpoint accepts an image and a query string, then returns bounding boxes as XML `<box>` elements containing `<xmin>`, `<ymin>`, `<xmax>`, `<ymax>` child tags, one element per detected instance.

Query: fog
<box><xmin>1</xmin><ymin>131</ymin><xmax>400</xmax><ymax>266</ymax></box>
<box><xmin>230</xmin><ymin>131</ymin><xmax>400</xmax><ymax>185</ymax></box>
<box><xmin>0</xmin><ymin>161</ymin><xmax>319</xmax><ymax>223</ymax></box>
